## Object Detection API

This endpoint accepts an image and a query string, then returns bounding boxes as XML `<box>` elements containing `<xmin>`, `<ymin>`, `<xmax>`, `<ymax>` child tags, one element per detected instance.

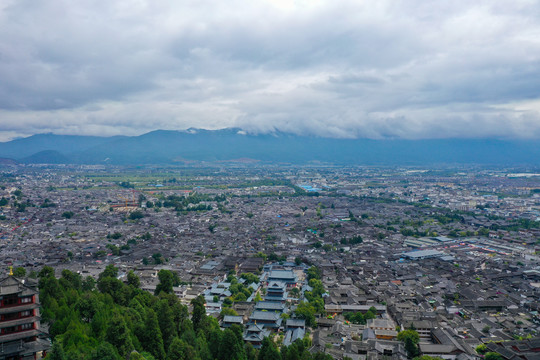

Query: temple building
<box><xmin>0</xmin><ymin>272</ymin><xmax>49</xmax><ymax>360</ymax></box>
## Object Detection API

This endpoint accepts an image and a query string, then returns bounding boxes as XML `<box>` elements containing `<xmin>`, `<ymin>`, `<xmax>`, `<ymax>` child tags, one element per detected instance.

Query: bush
<box><xmin>129</xmin><ymin>211</ymin><xmax>144</xmax><ymax>220</ymax></box>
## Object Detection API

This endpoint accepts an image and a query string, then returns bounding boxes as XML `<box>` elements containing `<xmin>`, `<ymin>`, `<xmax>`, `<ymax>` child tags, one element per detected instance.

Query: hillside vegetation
<box><xmin>39</xmin><ymin>266</ymin><xmax>333</xmax><ymax>360</ymax></box>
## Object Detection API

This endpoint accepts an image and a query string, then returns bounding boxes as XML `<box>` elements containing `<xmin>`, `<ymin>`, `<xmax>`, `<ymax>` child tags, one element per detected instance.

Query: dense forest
<box><xmin>39</xmin><ymin>265</ymin><xmax>334</xmax><ymax>360</ymax></box>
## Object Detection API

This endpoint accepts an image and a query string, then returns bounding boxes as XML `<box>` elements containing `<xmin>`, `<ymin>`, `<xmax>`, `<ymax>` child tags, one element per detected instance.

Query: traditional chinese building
<box><xmin>0</xmin><ymin>273</ymin><xmax>49</xmax><ymax>360</ymax></box>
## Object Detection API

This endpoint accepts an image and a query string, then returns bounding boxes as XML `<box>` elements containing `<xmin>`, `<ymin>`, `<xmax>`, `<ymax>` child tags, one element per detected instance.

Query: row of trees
<box><xmin>293</xmin><ymin>266</ymin><xmax>326</xmax><ymax>327</ymax></box>
<box><xmin>161</xmin><ymin>193</ymin><xmax>225</xmax><ymax>212</ymax></box>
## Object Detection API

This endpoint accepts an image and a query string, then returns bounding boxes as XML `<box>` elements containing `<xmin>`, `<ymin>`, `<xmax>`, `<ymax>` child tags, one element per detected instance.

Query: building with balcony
<box><xmin>0</xmin><ymin>275</ymin><xmax>49</xmax><ymax>360</ymax></box>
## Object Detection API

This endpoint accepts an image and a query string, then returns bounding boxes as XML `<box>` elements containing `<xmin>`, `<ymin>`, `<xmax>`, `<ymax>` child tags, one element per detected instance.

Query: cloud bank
<box><xmin>1</xmin><ymin>0</ymin><xmax>540</xmax><ymax>140</ymax></box>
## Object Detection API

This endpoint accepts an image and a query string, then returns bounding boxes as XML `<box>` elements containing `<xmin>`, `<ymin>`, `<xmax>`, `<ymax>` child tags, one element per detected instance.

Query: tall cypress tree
<box><xmin>258</xmin><ymin>338</ymin><xmax>281</xmax><ymax>360</ymax></box>
<box><xmin>139</xmin><ymin>309</ymin><xmax>166</xmax><ymax>360</ymax></box>
<box><xmin>105</xmin><ymin>315</ymin><xmax>134</xmax><ymax>358</ymax></box>
<box><xmin>219</xmin><ymin>328</ymin><xmax>246</xmax><ymax>360</ymax></box>
<box><xmin>156</xmin><ymin>299</ymin><xmax>177</xmax><ymax>350</ymax></box>
<box><xmin>47</xmin><ymin>341</ymin><xmax>66</xmax><ymax>360</ymax></box>
<box><xmin>191</xmin><ymin>295</ymin><xmax>206</xmax><ymax>332</ymax></box>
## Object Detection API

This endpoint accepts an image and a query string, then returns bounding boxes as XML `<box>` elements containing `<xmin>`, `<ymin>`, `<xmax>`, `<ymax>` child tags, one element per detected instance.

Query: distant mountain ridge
<box><xmin>0</xmin><ymin>129</ymin><xmax>539</xmax><ymax>165</ymax></box>
<box><xmin>0</xmin><ymin>133</ymin><xmax>124</xmax><ymax>159</ymax></box>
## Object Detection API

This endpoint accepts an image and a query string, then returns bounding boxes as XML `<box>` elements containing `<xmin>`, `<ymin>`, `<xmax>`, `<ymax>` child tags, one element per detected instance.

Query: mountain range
<box><xmin>0</xmin><ymin>129</ymin><xmax>539</xmax><ymax>166</ymax></box>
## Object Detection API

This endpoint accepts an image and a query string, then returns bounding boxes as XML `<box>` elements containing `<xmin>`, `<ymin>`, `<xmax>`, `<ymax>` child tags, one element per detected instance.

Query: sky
<box><xmin>1</xmin><ymin>0</ymin><xmax>540</xmax><ymax>141</ymax></box>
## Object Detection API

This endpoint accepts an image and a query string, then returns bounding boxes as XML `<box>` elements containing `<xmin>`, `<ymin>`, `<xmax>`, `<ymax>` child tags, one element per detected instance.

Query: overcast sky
<box><xmin>1</xmin><ymin>0</ymin><xmax>540</xmax><ymax>141</ymax></box>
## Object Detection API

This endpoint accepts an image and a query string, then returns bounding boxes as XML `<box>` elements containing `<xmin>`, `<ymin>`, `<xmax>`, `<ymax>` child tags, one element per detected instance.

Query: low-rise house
<box><xmin>419</xmin><ymin>344</ymin><xmax>465</xmax><ymax>359</ymax></box>
<box><xmin>286</xmin><ymin>319</ymin><xmax>306</xmax><ymax>330</ymax></box>
<box><xmin>205</xmin><ymin>302</ymin><xmax>221</xmax><ymax>314</ymax></box>
<box><xmin>401</xmin><ymin>320</ymin><xmax>433</xmax><ymax>340</ymax></box>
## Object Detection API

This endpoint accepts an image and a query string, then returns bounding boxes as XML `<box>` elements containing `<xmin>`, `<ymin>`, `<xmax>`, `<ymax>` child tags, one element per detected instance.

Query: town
<box><xmin>1</xmin><ymin>164</ymin><xmax>539</xmax><ymax>360</ymax></box>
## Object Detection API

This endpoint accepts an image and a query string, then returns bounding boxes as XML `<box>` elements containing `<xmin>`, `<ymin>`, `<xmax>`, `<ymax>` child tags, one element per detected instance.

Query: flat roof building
<box><xmin>402</xmin><ymin>249</ymin><xmax>445</xmax><ymax>260</ymax></box>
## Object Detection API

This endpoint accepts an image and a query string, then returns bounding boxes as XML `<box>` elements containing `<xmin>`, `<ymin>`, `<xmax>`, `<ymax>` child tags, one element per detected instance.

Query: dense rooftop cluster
<box><xmin>0</xmin><ymin>165</ymin><xmax>539</xmax><ymax>359</ymax></box>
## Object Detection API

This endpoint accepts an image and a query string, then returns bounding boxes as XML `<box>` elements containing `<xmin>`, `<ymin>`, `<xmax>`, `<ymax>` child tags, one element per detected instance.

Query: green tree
<box><xmin>62</xmin><ymin>211</ymin><xmax>74</xmax><ymax>219</ymax></box>
<box><xmin>139</xmin><ymin>309</ymin><xmax>166</xmax><ymax>360</ymax></box>
<box><xmin>312</xmin><ymin>353</ymin><xmax>333</xmax><ymax>360</ymax></box>
<box><xmin>39</xmin><ymin>266</ymin><xmax>55</xmax><ymax>279</ymax></box>
<box><xmin>97</xmin><ymin>277</ymin><xmax>128</xmax><ymax>305</ymax></box>
<box><xmin>485</xmin><ymin>353</ymin><xmax>504</xmax><ymax>360</ymax></box>
<box><xmin>207</xmin><ymin>329</ymin><xmax>222</xmax><ymax>359</ymax></box>
<box><xmin>285</xmin><ymin>344</ymin><xmax>300</xmax><ymax>360</ymax></box>
<box><xmin>191</xmin><ymin>296</ymin><xmax>206</xmax><ymax>332</ymax></box>
<box><xmin>76</xmin><ymin>293</ymin><xmax>99</xmax><ymax>323</ymax></box>
<box><xmin>129</xmin><ymin>211</ymin><xmax>145</xmax><ymax>220</ymax></box>
<box><xmin>60</xmin><ymin>269</ymin><xmax>82</xmax><ymax>290</ymax></box>
<box><xmin>105</xmin><ymin>315</ymin><xmax>134</xmax><ymax>358</ymax></box>
<box><xmin>245</xmin><ymin>343</ymin><xmax>257</xmax><ymax>360</ymax></box>
<box><xmin>397</xmin><ymin>329</ymin><xmax>419</xmax><ymax>344</ymax></box>
<box><xmin>234</xmin><ymin>293</ymin><xmax>247</xmax><ymax>302</ymax></box>
<box><xmin>254</xmin><ymin>252</ymin><xmax>267</xmax><ymax>261</ymax></box>
<box><xmin>140</xmin><ymin>352</ymin><xmax>157</xmax><ymax>360</ymax></box>
<box><xmin>258</xmin><ymin>337</ymin><xmax>281</xmax><ymax>360</ymax></box>
<box><xmin>127</xmin><ymin>270</ymin><xmax>141</xmax><ymax>288</ymax></box>
<box><xmin>306</xmin><ymin>266</ymin><xmax>321</xmax><ymax>281</ymax></box>
<box><xmin>106</xmin><ymin>244</ymin><xmax>120</xmax><ymax>256</ymax></box>
<box><xmin>46</xmin><ymin>341</ymin><xmax>66</xmax><ymax>360</ymax></box>
<box><xmin>167</xmin><ymin>337</ymin><xmax>200</xmax><ymax>360</ymax></box>
<box><xmin>476</xmin><ymin>344</ymin><xmax>487</xmax><ymax>355</ymax></box>
<box><xmin>129</xmin><ymin>352</ymin><xmax>146</xmax><ymax>360</ymax></box>
<box><xmin>90</xmin><ymin>342</ymin><xmax>121</xmax><ymax>360</ymax></box>
<box><xmin>152</xmin><ymin>253</ymin><xmax>164</xmax><ymax>265</ymax></box>
<box><xmin>110</xmin><ymin>232</ymin><xmax>123</xmax><ymax>239</ymax></box>
<box><xmin>397</xmin><ymin>330</ymin><xmax>420</xmax><ymax>359</ymax></box>
<box><xmin>82</xmin><ymin>276</ymin><xmax>96</xmax><ymax>292</ymax></box>
<box><xmin>99</xmin><ymin>265</ymin><xmax>119</xmax><ymax>280</ymax></box>
<box><xmin>155</xmin><ymin>269</ymin><xmax>175</xmax><ymax>295</ymax></box>
<box><xmin>220</xmin><ymin>307</ymin><xmax>239</xmax><ymax>317</ymax></box>
<box><xmin>404</xmin><ymin>337</ymin><xmax>419</xmax><ymax>359</ymax></box>
<box><xmin>156</xmin><ymin>299</ymin><xmax>178</xmax><ymax>350</ymax></box>
<box><xmin>240</xmin><ymin>273</ymin><xmax>260</xmax><ymax>284</ymax></box>
<box><xmin>196</xmin><ymin>332</ymin><xmax>213</xmax><ymax>360</ymax></box>
<box><xmin>13</xmin><ymin>267</ymin><xmax>26</xmax><ymax>278</ymax></box>
<box><xmin>294</xmin><ymin>301</ymin><xmax>316</xmax><ymax>327</ymax></box>
<box><xmin>219</xmin><ymin>328</ymin><xmax>246</xmax><ymax>360</ymax></box>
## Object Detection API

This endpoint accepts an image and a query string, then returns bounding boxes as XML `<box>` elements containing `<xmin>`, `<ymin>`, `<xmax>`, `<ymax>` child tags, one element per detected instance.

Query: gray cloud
<box><xmin>0</xmin><ymin>0</ymin><xmax>540</xmax><ymax>140</ymax></box>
